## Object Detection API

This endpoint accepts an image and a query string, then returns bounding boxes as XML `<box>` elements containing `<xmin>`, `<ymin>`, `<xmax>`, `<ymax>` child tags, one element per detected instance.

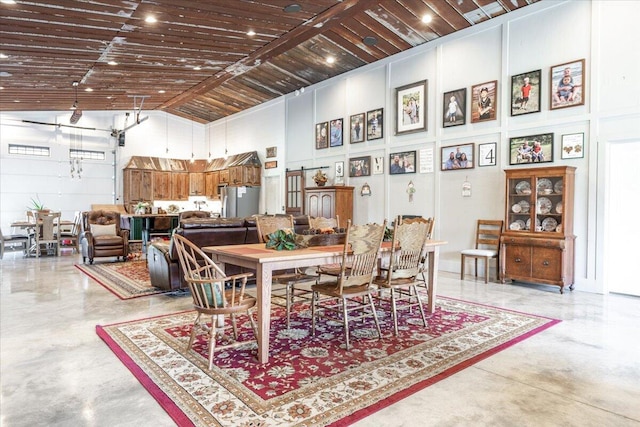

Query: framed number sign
<box><xmin>478</xmin><ymin>142</ymin><xmax>497</xmax><ymax>167</ymax></box>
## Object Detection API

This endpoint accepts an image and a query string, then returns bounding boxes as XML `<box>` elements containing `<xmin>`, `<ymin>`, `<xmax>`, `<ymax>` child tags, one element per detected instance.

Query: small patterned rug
<box><xmin>75</xmin><ymin>260</ymin><xmax>164</xmax><ymax>299</ymax></box>
<box><xmin>96</xmin><ymin>297</ymin><xmax>559</xmax><ymax>426</ymax></box>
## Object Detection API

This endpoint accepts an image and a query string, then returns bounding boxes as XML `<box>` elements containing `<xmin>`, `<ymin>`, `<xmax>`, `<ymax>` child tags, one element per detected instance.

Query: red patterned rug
<box><xmin>75</xmin><ymin>260</ymin><xmax>164</xmax><ymax>299</ymax></box>
<box><xmin>96</xmin><ymin>296</ymin><xmax>559</xmax><ymax>426</ymax></box>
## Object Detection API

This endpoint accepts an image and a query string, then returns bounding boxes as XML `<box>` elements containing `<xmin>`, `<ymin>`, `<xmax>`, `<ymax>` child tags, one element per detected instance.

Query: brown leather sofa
<box><xmin>81</xmin><ymin>210</ymin><xmax>129</xmax><ymax>264</ymax></box>
<box><xmin>147</xmin><ymin>215</ymin><xmax>309</xmax><ymax>291</ymax></box>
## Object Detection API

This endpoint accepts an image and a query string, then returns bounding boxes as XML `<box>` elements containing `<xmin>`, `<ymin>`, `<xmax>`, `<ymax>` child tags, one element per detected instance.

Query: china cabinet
<box><xmin>305</xmin><ymin>186</ymin><xmax>354</xmax><ymax>229</ymax></box>
<box><xmin>500</xmin><ymin>166</ymin><xmax>576</xmax><ymax>293</ymax></box>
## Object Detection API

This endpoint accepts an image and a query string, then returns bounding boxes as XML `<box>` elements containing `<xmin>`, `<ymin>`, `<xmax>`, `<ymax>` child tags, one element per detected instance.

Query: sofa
<box><xmin>147</xmin><ymin>215</ymin><xmax>310</xmax><ymax>291</ymax></box>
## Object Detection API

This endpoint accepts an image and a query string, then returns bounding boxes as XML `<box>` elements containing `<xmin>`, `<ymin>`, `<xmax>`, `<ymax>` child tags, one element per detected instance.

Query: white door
<box><xmin>605</xmin><ymin>141</ymin><xmax>640</xmax><ymax>296</ymax></box>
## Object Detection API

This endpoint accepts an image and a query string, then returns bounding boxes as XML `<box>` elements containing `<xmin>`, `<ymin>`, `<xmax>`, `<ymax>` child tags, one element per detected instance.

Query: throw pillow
<box><xmin>91</xmin><ymin>223</ymin><xmax>116</xmax><ymax>237</ymax></box>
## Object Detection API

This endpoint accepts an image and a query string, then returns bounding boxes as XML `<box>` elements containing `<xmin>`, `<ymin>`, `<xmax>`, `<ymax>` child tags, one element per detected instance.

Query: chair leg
<box><xmin>230</xmin><ymin>313</ymin><xmax>238</xmax><ymax>340</ymax></box>
<box><xmin>484</xmin><ymin>257</ymin><xmax>489</xmax><ymax>284</ymax></box>
<box><xmin>311</xmin><ymin>291</ymin><xmax>317</xmax><ymax>336</ymax></box>
<box><xmin>187</xmin><ymin>313</ymin><xmax>202</xmax><ymax>351</ymax></box>
<box><xmin>390</xmin><ymin>288</ymin><xmax>399</xmax><ymax>336</ymax></box>
<box><xmin>368</xmin><ymin>294</ymin><xmax>382</xmax><ymax>340</ymax></box>
<box><xmin>342</xmin><ymin>297</ymin><xmax>350</xmax><ymax>350</ymax></box>
<box><xmin>474</xmin><ymin>258</ymin><xmax>478</xmax><ymax>278</ymax></box>
<box><xmin>412</xmin><ymin>284</ymin><xmax>428</xmax><ymax>327</ymax></box>
<box><xmin>286</xmin><ymin>283</ymin><xmax>292</xmax><ymax>329</ymax></box>
<box><xmin>208</xmin><ymin>315</ymin><xmax>217</xmax><ymax>370</ymax></box>
<box><xmin>460</xmin><ymin>255</ymin><xmax>465</xmax><ymax>280</ymax></box>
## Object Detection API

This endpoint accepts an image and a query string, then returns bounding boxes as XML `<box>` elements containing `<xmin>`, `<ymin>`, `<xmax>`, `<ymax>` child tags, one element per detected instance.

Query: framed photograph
<box><xmin>471</xmin><ymin>80</ymin><xmax>497</xmax><ymax>123</ymax></box>
<box><xmin>350</xmin><ymin>113</ymin><xmax>365</xmax><ymax>143</ymax></box>
<box><xmin>349</xmin><ymin>156</ymin><xmax>371</xmax><ymax>177</ymax></box>
<box><xmin>264</xmin><ymin>160</ymin><xmax>278</xmax><ymax>169</ymax></box>
<box><xmin>335</xmin><ymin>161</ymin><xmax>344</xmax><ymax>177</ymax></box>
<box><xmin>366</xmin><ymin>108</ymin><xmax>383</xmax><ymax>141</ymax></box>
<box><xmin>550</xmin><ymin>59</ymin><xmax>585</xmax><ymax>110</ymax></box>
<box><xmin>478</xmin><ymin>142</ymin><xmax>497</xmax><ymax>167</ymax></box>
<box><xmin>329</xmin><ymin>118</ymin><xmax>343</xmax><ymax>147</ymax></box>
<box><xmin>509</xmin><ymin>133</ymin><xmax>554</xmax><ymax>165</ymax></box>
<box><xmin>395</xmin><ymin>80</ymin><xmax>427</xmax><ymax>135</ymax></box>
<box><xmin>443</xmin><ymin>88</ymin><xmax>466</xmax><ymax>127</ymax></box>
<box><xmin>389</xmin><ymin>151</ymin><xmax>416</xmax><ymax>174</ymax></box>
<box><xmin>372</xmin><ymin>156</ymin><xmax>384</xmax><ymax>174</ymax></box>
<box><xmin>511</xmin><ymin>70</ymin><xmax>541</xmax><ymax>116</ymax></box>
<box><xmin>561</xmin><ymin>133</ymin><xmax>585</xmax><ymax>159</ymax></box>
<box><xmin>441</xmin><ymin>143</ymin><xmax>475</xmax><ymax>171</ymax></box>
<box><xmin>315</xmin><ymin>122</ymin><xmax>328</xmax><ymax>149</ymax></box>
<box><xmin>266</xmin><ymin>146</ymin><xmax>277</xmax><ymax>158</ymax></box>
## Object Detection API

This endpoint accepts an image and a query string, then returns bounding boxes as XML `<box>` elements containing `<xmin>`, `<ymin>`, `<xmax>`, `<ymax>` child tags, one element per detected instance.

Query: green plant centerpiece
<box><xmin>265</xmin><ymin>229</ymin><xmax>297</xmax><ymax>251</ymax></box>
<box><xmin>28</xmin><ymin>194</ymin><xmax>48</xmax><ymax>212</ymax></box>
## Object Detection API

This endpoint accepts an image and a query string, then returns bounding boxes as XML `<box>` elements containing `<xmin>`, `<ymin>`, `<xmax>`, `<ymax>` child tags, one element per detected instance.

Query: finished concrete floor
<box><xmin>1</xmin><ymin>249</ymin><xmax>639</xmax><ymax>426</ymax></box>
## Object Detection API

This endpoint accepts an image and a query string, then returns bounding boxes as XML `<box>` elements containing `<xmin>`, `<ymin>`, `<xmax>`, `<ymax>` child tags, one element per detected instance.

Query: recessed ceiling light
<box><xmin>247</xmin><ymin>30</ymin><xmax>256</xmax><ymax>36</ymax></box>
<box><xmin>145</xmin><ymin>16</ymin><xmax>157</xmax><ymax>23</ymax></box>
<box><xmin>158</xmin><ymin>90</ymin><xmax>165</xmax><ymax>93</ymax></box>
<box><xmin>84</xmin><ymin>88</ymin><xmax>93</xmax><ymax>92</ymax></box>
<box><xmin>1</xmin><ymin>0</ymin><xmax>17</xmax><ymax>4</ymax></box>
<box><xmin>421</xmin><ymin>14</ymin><xmax>433</xmax><ymax>24</ymax></box>
<box><xmin>108</xmin><ymin>60</ymin><xmax>118</xmax><ymax>65</ymax></box>
<box><xmin>283</xmin><ymin>4</ymin><xmax>301</xmax><ymax>13</ymax></box>
<box><xmin>326</xmin><ymin>56</ymin><xmax>335</xmax><ymax>64</ymax></box>
<box><xmin>14</xmin><ymin>99</ymin><xmax>20</xmax><ymax>102</ymax></box>
<box><xmin>0</xmin><ymin>86</ymin><xmax>4</xmax><ymax>90</ymax></box>
<box><xmin>193</xmin><ymin>66</ymin><xmax>201</xmax><ymax>71</ymax></box>
<box><xmin>0</xmin><ymin>53</ymin><xmax>8</xmax><ymax>59</ymax></box>
<box><xmin>363</xmin><ymin>36</ymin><xmax>378</xmax><ymax>46</ymax></box>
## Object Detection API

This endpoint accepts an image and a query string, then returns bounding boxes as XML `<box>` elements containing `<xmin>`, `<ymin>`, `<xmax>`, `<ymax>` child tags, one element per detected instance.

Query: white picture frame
<box><xmin>335</xmin><ymin>161</ymin><xmax>344</xmax><ymax>177</ymax></box>
<box><xmin>561</xmin><ymin>133</ymin><xmax>585</xmax><ymax>159</ymax></box>
<box><xmin>372</xmin><ymin>156</ymin><xmax>384</xmax><ymax>174</ymax></box>
<box><xmin>478</xmin><ymin>142</ymin><xmax>497</xmax><ymax>167</ymax></box>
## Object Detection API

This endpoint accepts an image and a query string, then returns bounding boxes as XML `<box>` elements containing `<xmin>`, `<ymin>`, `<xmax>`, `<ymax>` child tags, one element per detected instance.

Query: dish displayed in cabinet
<box><xmin>554</xmin><ymin>180</ymin><xmax>564</xmax><ymax>194</ymax></box>
<box><xmin>518</xmin><ymin>200</ymin><xmax>530</xmax><ymax>213</ymax></box>
<box><xmin>526</xmin><ymin>218</ymin><xmax>541</xmax><ymax>231</ymax></box>
<box><xmin>555</xmin><ymin>202</ymin><xmax>563</xmax><ymax>214</ymax></box>
<box><xmin>537</xmin><ymin>178</ymin><xmax>553</xmax><ymax>194</ymax></box>
<box><xmin>515</xmin><ymin>181</ymin><xmax>532</xmax><ymax>195</ymax></box>
<box><xmin>509</xmin><ymin>219</ymin><xmax>526</xmax><ymax>230</ymax></box>
<box><xmin>537</xmin><ymin>197</ymin><xmax>552</xmax><ymax>214</ymax></box>
<box><xmin>541</xmin><ymin>217</ymin><xmax>558</xmax><ymax>232</ymax></box>
<box><xmin>512</xmin><ymin>203</ymin><xmax>522</xmax><ymax>213</ymax></box>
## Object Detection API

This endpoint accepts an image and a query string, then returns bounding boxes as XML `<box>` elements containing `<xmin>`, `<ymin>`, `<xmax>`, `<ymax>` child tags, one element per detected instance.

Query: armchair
<box><xmin>81</xmin><ymin>210</ymin><xmax>129</xmax><ymax>264</ymax></box>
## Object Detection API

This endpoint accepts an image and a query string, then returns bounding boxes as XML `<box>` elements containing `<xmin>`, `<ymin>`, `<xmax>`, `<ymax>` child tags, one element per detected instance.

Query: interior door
<box><xmin>285</xmin><ymin>170</ymin><xmax>304</xmax><ymax>216</ymax></box>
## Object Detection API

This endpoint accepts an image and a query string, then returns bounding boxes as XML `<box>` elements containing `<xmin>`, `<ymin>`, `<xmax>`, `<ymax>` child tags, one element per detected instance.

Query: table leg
<box><xmin>426</xmin><ymin>246</ymin><xmax>440</xmax><ymax>314</ymax></box>
<box><xmin>256</xmin><ymin>264</ymin><xmax>272</xmax><ymax>364</ymax></box>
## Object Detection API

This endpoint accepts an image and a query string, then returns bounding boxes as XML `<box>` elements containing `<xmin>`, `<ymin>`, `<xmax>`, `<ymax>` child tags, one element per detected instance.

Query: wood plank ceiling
<box><xmin>0</xmin><ymin>0</ymin><xmax>538</xmax><ymax>124</ymax></box>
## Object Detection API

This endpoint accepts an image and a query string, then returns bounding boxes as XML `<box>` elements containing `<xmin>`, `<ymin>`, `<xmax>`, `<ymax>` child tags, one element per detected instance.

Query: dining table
<box><xmin>204</xmin><ymin>239</ymin><xmax>447</xmax><ymax>363</ymax></box>
<box><xmin>10</xmin><ymin>218</ymin><xmax>75</xmax><ymax>257</ymax></box>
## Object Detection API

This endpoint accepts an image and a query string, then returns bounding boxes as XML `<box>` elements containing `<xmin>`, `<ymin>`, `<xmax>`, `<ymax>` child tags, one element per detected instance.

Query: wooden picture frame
<box><xmin>366</xmin><ymin>108</ymin><xmax>383</xmax><ymax>141</ymax></box>
<box><xmin>441</xmin><ymin>143</ymin><xmax>475</xmax><ymax>171</ymax></box>
<box><xmin>349</xmin><ymin>113</ymin><xmax>365</xmax><ymax>143</ymax></box>
<box><xmin>443</xmin><ymin>88</ymin><xmax>466</xmax><ymax>127</ymax></box>
<box><xmin>395</xmin><ymin>80</ymin><xmax>427</xmax><ymax>135</ymax></box>
<box><xmin>509</xmin><ymin>133</ymin><xmax>554</xmax><ymax>165</ymax></box>
<box><xmin>550</xmin><ymin>59</ymin><xmax>585</xmax><ymax>110</ymax></box>
<box><xmin>329</xmin><ymin>118</ymin><xmax>343</xmax><ymax>147</ymax></box>
<box><xmin>478</xmin><ymin>142</ymin><xmax>497</xmax><ymax>167</ymax></box>
<box><xmin>315</xmin><ymin>122</ymin><xmax>328</xmax><ymax>149</ymax></box>
<box><xmin>561</xmin><ymin>133</ymin><xmax>585</xmax><ymax>159</ymax></box>
<box><xmin>266</xmin><ymin>146</ymin><xmax>277</xmax><ymax>158</ymax></box>
<box><xmin>389</xmin><ymin>151</ymin><xmax>416</xmax><ymax>174</ymax></box>
<box><xmin>349</xmin><ymin>156</ymin><xmax>371</xmax><ymax>177</ymax></box>
<box><xmin>511</xmin><ymin>70</ymin><xmax>541</xmax><ymax>116</ymax></box>
<box><xmin>264</xmin><ymin>160</ymin><xmax>278</xmax><ymax>169</ymax></box>
<box><xmin>471</xmin><ymin>80</ymin><xmax>497</xmax><ymax>123</ymax></box>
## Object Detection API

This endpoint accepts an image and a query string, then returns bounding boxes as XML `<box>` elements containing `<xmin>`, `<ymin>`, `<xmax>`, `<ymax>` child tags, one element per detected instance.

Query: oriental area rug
<box><xmin>96</xmin><ymin>297</ymin><xmax>559</xmax><ymax>426</ymax></box>
<box><xmin>75</xmin><ymin>260</ymin><xmax>164</xmax><ymax>299</ymax></box>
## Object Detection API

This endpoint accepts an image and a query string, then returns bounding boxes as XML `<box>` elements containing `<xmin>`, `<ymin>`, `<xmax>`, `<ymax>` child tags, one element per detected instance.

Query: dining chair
<box><xmin>401</xmin><ymin>216</ymin><xmax>435</xmax><ymax>293</ymax></box>
<box><xmin>1</xmin><ymin>228</ymin><xmax>29</xmax><ymax>259</ymax></box>
<box><xmin>311</xmin><ymin>219</ymin><xmax>387</xmax><ymax>350</ymax></box>
<box><xmin>308</xmin><ymin>215</ymin><xmax>339</xmax><ymax>230</ymax></box>
<box><xmin>172</xmin><ymin>234</ymin><xmax>257</xmax><ymax>369</ymax></box>
<box><xmin>460</xmin><ymin>219</ymin><xmax>504</xmax><ymax>283</ymax></box>
<box><xmin>34</xmin><ymin>211</ymin><xmax>61</xmax><ymax>257</ymax></box>
<box><xmin>373</xmin><ymin>216</ymin><xmax>431</xmax><ymax>335</ymax></box>
<box><xmin>60</xmin><ymin>211</ymin><xmax>82</xmax><ymax>253</ymax></box>
<box><xmin>255</xmin><ymin>214</ymin><xmax>316</xmax><ymax>329</ymax></box>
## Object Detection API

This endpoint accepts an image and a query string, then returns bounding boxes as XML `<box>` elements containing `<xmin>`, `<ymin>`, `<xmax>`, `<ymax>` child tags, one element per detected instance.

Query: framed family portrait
<box><xmin>349</xmin><ymin>156</ymin><xmax>371</xmax><ymax>177</ymax></box>
<box><xmin>266</xmin><ymin>146</ymin><xmax>277</xmax><ymax>158</ymax></box>
<box><xmin>550</xmin><ymin>59</ymin><xmax>585</xmax><ymax>110</ymax></box>
<box><xmin>366</xmin><ymin>108</ymin><xmax>383</xmax><ymax>141</ymax></box>
<box><xmin>329</xmin><ymin>118</ymin><xmax>343</xmax><ymax>147</ymax></box>
<box><xmin>561</xmin><ymin>133</ymin><xmax>585</xmax><ymax>159</ymax></box>
<box><xmin>509</xmin><ymin>133</ymin><xmax>554</xmax><ymax>165</ymax></box>
<box><xmin>443</xmin><ymin>88</ymin><xmax>466</xmax><ymax>127</ymax></box>
<box><xmin>350</xmin><ymin>113</ymin><xmax>365</xmax><ymax>143</ymax></box>
<box><xmin>395</xmin><ymin>80</ymin><xmax>427</xmax><ymax>135</ymax></box>
<box><xmin>315</xmin><ymin>122</ymin><xmax>328</xmax><ymax>149</ymax></box>
<box><xmin>471</xmin><ymin>80</ymin><xmax>497</xmax><ymax>123</ymax></box>
<box><xmin>441</xmin><ymin>143</ymin><xmax>475</xmax><ymax>171</ymax></box>
<box><xmin>389</xmin><ymin>151</ymin><xmax>416</xmax><ymax>174</ymax></box>
<box><xmin>511</xmin><ymin>69</ymin><xmax>541</xmax><ymax>116</ymax></box>
<box><xmin>478</xmin><ymin>142</ymin><xmax>497</xmax><ymax>167</ymax></box>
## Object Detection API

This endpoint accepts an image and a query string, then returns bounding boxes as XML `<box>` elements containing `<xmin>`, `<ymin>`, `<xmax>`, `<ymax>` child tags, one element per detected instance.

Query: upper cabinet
<box><xmin>189</xmin><ymin>173</ymin><xmax>206</xmax><ymax>196</ymax></box>
<box><xmin>153</xmin><ymin>171</ymin><xmax>172</xmax><ymax>200</ymax></box>
<box><xmin>205</xmin><ymin>171</ymin><xmax>220</xmax><ymax>199</ymax></box>
<box><xmin>123</xmin><ymin>169</ymin><xmax>153</xmax><ymax>206</ymax></box>
<box><xmin>229</xmin><ymin>164</ymin><xmax>261</xmax><ymax>186</ymax></box>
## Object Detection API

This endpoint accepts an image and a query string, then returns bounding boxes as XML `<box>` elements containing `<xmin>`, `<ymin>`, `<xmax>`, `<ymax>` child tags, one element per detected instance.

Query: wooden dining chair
<box><xmin>308</xmin><ymin>215</ymin><xmax>339</xmax><ymax>230</ymax></box>
<box><xmin>60</xmin><ymin>211</ymin><xmax>82</xmax><ymax>253</ymax></box>
<box><xmin>255</xmin><ymin>214</ymin><xmax>316</xmax><ymax>329</ymax></box>
<box><xmin>172</xmin><ymin>234</ymin><xmax>257</xmax><ymax>370</ymax></box>
<box><xmin>460</xmin><ymin>219</ymin><xmax>504</xmax><ymax>283</ymax></box>
<box><xmin>34</xmin><ymin>211</ymin><xmax>61</xmax><ymax>257</ymax></box>
<box><xmin>374</xmin><ymin>216</ymin><xmax>431</xmax><ymax>335</ymax></box>
<box><xmin>311</xmin><ymin>219</ymin><xmax>387</xmax><ymax>350</ymax></box>
<box><xmin>401</xmin><ymin>216</ymin><xmax>435</xmax><ymax>293</ymax></box>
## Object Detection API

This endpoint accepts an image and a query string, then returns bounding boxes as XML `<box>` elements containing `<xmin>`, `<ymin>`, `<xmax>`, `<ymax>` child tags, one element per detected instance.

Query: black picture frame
<box><xmin>509</xmin><ymin>133</ymin><xmax>554</xmax><ymax>165</ymax></box>
<box><xmin>471</xmin><ymin>80</ymin><xmax>497</xmax><ymax>123</ymax></box>
<box><xmin>350</xmin><ymin>113</ymin><xmax>365</xmax><ymax>143</ymax></box>
<box><xmin>550</xmin><ymin>59</ymin><xmax>585</xmax><ymax>110</ymax></box>
<box><xmin>366</xmin><ymin>108</ymin><xmax>383</xmax><ymax>141</ymax></box>
<box><xmin>389</xmin><ymin>151</ymin><xmax>417</xmax><ymax>174</ymax></box>
<box><xmin>511</xmin><ymin>69</ymin><xmax>541</xmax><ymax>116</ymax></box>
<box><xmin>443</xmin><ymin>88</ymin><xmax>466</xmax><ymax>127</ymax></box>
<box><xmin>329</xmin><ymin>118</ymin><xmax>343</xmax><ymax>147</ymax></box>
<box><xmin>395</xmin><ymin>80</ymin><xmax>427</xmax><ymax>135</ymax></box>
<box><xmin>315</xmin><ymin>122</ymin><xmax>328</xmax><ymax>149</ymax></box>
<box><xmin>441</xmin><ymin>143</ymin><xmax>475</xmax><ymax>171</ymax></box>
<box><xmin>349</xmin><ymin>156</ymin><xmax>371</xmax><ymax>177</ymax></box>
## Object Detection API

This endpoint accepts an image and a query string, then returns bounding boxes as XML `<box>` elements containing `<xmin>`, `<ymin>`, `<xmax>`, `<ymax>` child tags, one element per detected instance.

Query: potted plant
<box><xmin>265</xmin><ymin>229</ymin><xmax>297</xmax><ymax>251</ymax></box>
<box><xmin>28</xmin><ymin>194</ymin><xmax>49</xmax><ymax>213</ymax></box>
<box><xmin>134</xmin><ymin>201</ymin><xmax>150</xmax><ymax>215</ymax></box>
<box><xmin>313</xmin><ymin>170</ymin><xmax>328</xmax><ymax>187</ymax></box>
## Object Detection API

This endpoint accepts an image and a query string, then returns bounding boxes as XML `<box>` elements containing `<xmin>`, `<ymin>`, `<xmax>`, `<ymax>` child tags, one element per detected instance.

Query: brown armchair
<box><xmin>81</xmin><ymin>210</ymin><xmax>129</xmax><ymax>264</ymax></box>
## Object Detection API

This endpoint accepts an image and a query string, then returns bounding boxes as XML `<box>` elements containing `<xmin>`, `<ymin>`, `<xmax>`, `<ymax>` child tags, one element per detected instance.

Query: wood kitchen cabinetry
<box><xmin>219</xmin><ymin>169</ymin><xmax>230</xmax><ymax>184</ymax></box>
<box><xmin>153</xmin><ymin>171</ymin><xmax>172</xmax><ymax>200</ymax></box>
<box><xmin>171</xmin><ymin>172</ymin><xmax>190</xmax><ymax>200</ymax></box>
<box><xmin>228</xmin><ymin>165</ymin><xmax>261</xmax><ymax>186</ymax></box>
<box><xmin>189</xmin><ymin>172</ymin><xmax>206</xmax><ymax>196</ymax></box>
<box><xmin>123</xmin><ymin>169</ymin><xmax>153</xmax><ymax>206</ymax></box>
<box><xmin>205</xmin><ymin>171</ymin><xmax>220</xmax><ymax>199</ymax></box>
<box><xmin>500</xmin><ymin>166</ymin><xmax>576</xmax><ymax>293</ymax></box>
<box><xmin>305</xmin><ymin>186</ymin><xmax>354</xmax><ymax>229</ymax></box>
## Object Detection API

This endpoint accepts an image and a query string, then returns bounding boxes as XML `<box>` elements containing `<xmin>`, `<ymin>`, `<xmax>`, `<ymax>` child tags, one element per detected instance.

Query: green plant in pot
<box><xmin>28</xmin><ymin>194</ymin><xmax>48</xmax><ymax>213</ymax></box>
<box><xmin>265</xmin><ymin>229</ymin><xmax>297</xmax><ymax>251</ymax></box>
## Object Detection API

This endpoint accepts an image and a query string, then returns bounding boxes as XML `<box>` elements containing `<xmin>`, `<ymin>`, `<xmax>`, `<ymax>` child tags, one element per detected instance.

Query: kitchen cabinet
<box><xmin>123</xmin><ymin>169</ymin><xmax>153</xmax><ymax>206</ymax></box>
<box><xmin>171</xmin><ymin>172</ymin><xmax>190</xmax><ymax>201</ymax></box>
<box><xmin>153</xmin><ymin>171</ymin><xmax>172</xmax><ymax>200</ymax></box>
<box><xmin>205</xmin><ymin>171</ymin><xmax>220</xmax><ymax>199</ymax></box>
<box><xmin>189</xmin><ymin>172</ymin><xmax>205</xmax><ymax>196</ymax></box>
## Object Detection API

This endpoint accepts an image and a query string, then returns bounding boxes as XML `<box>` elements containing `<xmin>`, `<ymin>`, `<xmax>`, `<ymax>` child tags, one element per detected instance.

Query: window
<box><xmin>8</xmin><ymin>144</ymin><xmax>50</xmax><ymax>156</ymax></box>
<box><xmin>70</xmin><ymin>149</ymin><xmax>105</xmax><ymax>160</ymax></box>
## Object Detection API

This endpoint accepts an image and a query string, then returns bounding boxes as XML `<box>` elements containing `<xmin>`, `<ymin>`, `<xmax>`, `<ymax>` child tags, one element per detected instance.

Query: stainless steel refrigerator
<box><xmin>220</xmin><ymin>185</ymin><xmax>260</xmax><ymax>218</ymax></box>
